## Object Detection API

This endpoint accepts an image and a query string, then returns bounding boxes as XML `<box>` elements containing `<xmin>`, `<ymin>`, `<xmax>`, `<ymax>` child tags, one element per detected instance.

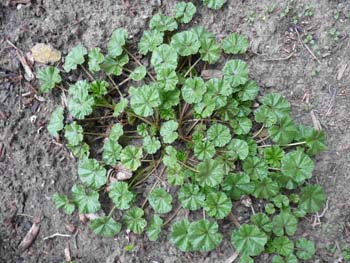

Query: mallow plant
<box><xmin>39</xmin><ymin>2</ymin><xmax>326</xmax><ymax>262</ymax></box>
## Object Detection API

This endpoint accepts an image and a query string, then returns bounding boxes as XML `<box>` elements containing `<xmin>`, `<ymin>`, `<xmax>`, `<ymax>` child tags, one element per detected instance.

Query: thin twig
<box><xmin>163</xmin><ymin>205</ymin><xmax>182</xmax><ymax>226</ymax></box>
<box><xmin>123</xmin><ymin>48</ymin><xmax>155</xmax><ymax>81</ymax></box>
<box><xmin>252</xmin><ymin>125</ymin><xmax>265</xmax><ymax>138</ymax></box>
<box><xmin>107</xmin><ymin>75</ymin><xmax>123</xmax><ymax>98</ymax></box>
<box><xmin>295</xmin><ymin>28</ymin><xmax>321</xmax><ymax>64</ymax></box>
<box><xmin>263</xmin><ymin>52</ymin><xmax>294</xmax><ymax>62</ymax></box>
<box><xmin>228</xmin><ymin>212</ymin><xmax>240</xmax><ymax>227</ymax></box>
<box><xmin>43</xmin><ymin>232</ymin><xmax>72</xmax><ymax>240</ymax></box>
<box><xmin>184</xmin><ymin>58</ymin><xmax>201</xmax><ymax>77</ymax></box>
<box><xmin>80</xmin><ymin>65</ymin><xmax>95</xmax><ymax>81</ymax></box>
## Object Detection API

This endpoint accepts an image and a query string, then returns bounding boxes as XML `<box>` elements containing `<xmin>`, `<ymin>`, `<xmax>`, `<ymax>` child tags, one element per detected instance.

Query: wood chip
<box><xmin>30</xmin><ymin>43</ymin><xmax>61</xmax><ymax>64</ymax></box>
<box><xmin>337</xmin><ymin>63</ymin><xmax>348</xmax><ymax>81</ymax></box>
<box><xmin>18</xmin><ymin>216</ymin><xmax>40</xmax><ymax>251</ymax></box>
<box><xmin>0</xmin><ymin>143</ymin><xmax>6</xmax><ymax>162</ymax></box>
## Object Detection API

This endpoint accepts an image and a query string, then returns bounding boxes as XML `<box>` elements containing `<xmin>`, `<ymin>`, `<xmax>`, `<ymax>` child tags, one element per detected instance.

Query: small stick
<box><xmin>107</xmin><ymin>75</ymin><xmax>124</xmax><ymax>98</ymax></box>
<box><xmin>228</xmin><ymin>212</ymin><xmax>240</xmax><ymax>227</ymax></box>
<box><xmin>43</xmin><ymin>232</ymin><xmax>72</xmax><ymax>240</ymax></box>
<box><xmin>184</xmin><ymin>58</ymin><xmax>201</xmax><ymax>77</ymax></box>
<box><xmin>263</xmin><ymin>52</ymin><xmax>294</xmax><ymax>62</ymax></box>
<box><xmin>252</xmin><ymin>125</ymin><xmax>265</xmax><ymax>138</ymax></box>
<box><xmin>18</xmin><ymin>216</ymin><xmax>40</xmax><ymax>250</ymax></box>
<box><xmin>294</xmin><ymin>28</ymin><xmax>321</xmax><ymax>64</ymax></box>
<box><xmin>224</xmin><ymin>252</ymin><xmax>239</xmax><ymax>263</ymax></box>
<box><xmin>163</xmin><ymin>205</ymin><xmax>182</xmax><ymax>226</ymax></box>
<box><xmin>123</xmin><ymin>48</ymin><xmax>155</xmax><ymax>81</ymax></box>
<box><xmin>80</xmin><ymin>65</ymin><xmax>95</xmax><ymax>81</ymax></box>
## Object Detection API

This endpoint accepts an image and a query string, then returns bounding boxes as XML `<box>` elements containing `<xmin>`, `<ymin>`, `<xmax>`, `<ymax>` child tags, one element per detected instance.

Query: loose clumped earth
<box><xmin>1</xmin><ymin>1</ymin><xmax>350</xmax><ymax>263</ymax></box>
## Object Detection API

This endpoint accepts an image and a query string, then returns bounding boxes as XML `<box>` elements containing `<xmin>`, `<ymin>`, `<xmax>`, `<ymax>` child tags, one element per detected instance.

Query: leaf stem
<box><xmin>228</xmin><ymin>212</ymin><xmax>240</xmax><ymax>227</ymax></box>
<box><xmin>258</xmin><ymin>141</ymin><xmax>307</xmax><ymax>148</ymax></box>
<box><xmin>80</xmin><ymin>65</ymin><xmax>95</xmax><ymax>81</ymax></box>
<box><xmin>163</xmin><ymin>205</ymin><xmax>182</xmax><ymax>226</ymax></box>
<box><xmin>108</xmin><ymin>206</ymin><xmax>117</xmax><ymax>217</ymax></box>
<box><xmin>268</xmin><ymin>167</ymin><xmax>281</xmax><ymax>171</ymax></box>
<box><xmin>95</xmin><ymin>103</ymin><xmax>114</xmax><ymax>110</ymax></box>
<box><xmin>177</xmin><ymin>160</ymin><xmax>198</xmax><ymax>173</ymax></box>
<box><xmin>184</xmin><ymin>58</ymin><xmax>201</xmax><ymax>77</ymax></box>
<box><xmin>118</xmin><ymin>77</ymin><xmax>131</xmax><ymax>86</ymax></box>
<box><xmin>252</xmin><ymin>125</ymin><xmax>265</xmax><ymax>138</ymax></box>
<box><xmin>84</xmin><ymin>115</ymin><xmax>114</xmax><ymax>121</ymax></box>
<box><xmin>107</xmin><ymin>75</ymin><xmax>124</xmax><ymax>98</ymax></box>
<box><xmin>84</xmin><ymin>132</ymin><xmax>105</xmax><ymax>136</ymax></box>
<box><xmin>126</xmin><ymin>110</ymin><xmax>156</xmax><ymax>128</ymax></box>
<box><xmin>123</xmin><ymin>47</ymin><xmax>156</xmax><ymax>81</ymax></box>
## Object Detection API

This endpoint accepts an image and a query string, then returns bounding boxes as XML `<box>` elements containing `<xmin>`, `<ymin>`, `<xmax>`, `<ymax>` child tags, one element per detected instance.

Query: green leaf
<box><xmin>143</xmin><ymin>136</ymin><xmax>161</xmax><ymax>154</ymax></box>
<box><xmin>194</xmin><ymin>141</ymin><xmax>216</xmax><ymax>160</ymax></box>
<box><xmin>90</xmin><ymin>216</ymin><xmax>121</xmax><ymax>237</ymax></box>
<box><xmin>268</xmin><ymin>117</ymin><xmax>297</xmax><ymax>145</ymax></box>
<box><xmin>171</xmin><ymin>31</ymin><xmax>200</xmax><ymax>57</ymax></box>
<box><xmin>205</xmin><ymin>78</ymin><xmax>230</xmax><ymax>107</ymax></box>
<box><xmin>189</xmin><ymin>219</ymin><xmax>222</xmax><ymax>252</ymax></box>
<box><xmin>72</xmin><ymin>184</ymin><xmax>101</xmax><ymax>214</ymax></box>
<box><xmin>175</xmin><ymin>2</ymin><xmax>196</xmax><ymax>23</ymax></box>
<box><xmin>226</xmin><ymin>139</ymin><xmax>249</xmax><ymax>160</ymax></box>
<box><xmin>222</xmin><ymin>173</ymin><xmax>254</xmax><ymax>200</ymax></box>
<box><xmin>167</xmin><ymin>166</ymin><xmax>188</xmax><ymax>186</ymax></box>
<box><xmin>130</xmin><ymin>66</ymin><xmax>146</xmax><ymax>81</ymax></box>
<box><xmin>251</xmin><ymin>213</ymin><xmax>272</xmax><ymax>233</ymax></box>
<box><xmin>207</xmin><ymin>123</ymin><xmax>231</xmax><ymax>147</ymax></box>
<box><xmin>129</xmin><ymin>84</ymin><xmax>161</xmax><ymax>117</ymax></box>
<box><xmin>101</xmin><ymin>53</ymin><xmax>129</xmax><ymax>76</ymax></box>
<box><xmin>64</xmin><ymin>122</ymin><xmax>83</xmax><ymax>146</ymax></box>
<box><xmin>160</xmin><ymin>120</ymin><xmax>178</xmax><ymax>144</ymax></box>
<box><xmin>148</xmin><ymin>188</ymin><xmax>173</xmax><ymax>214</ymax></box>
<box><xmin>203</xmin><ymin>0</ymin><xmax>227</xmax><ymax>10</ymax></box>
<box><xmin>123</xmin><ymin>207</ymin><xmax>147</xmax><ymax>234</ymax></box>
<box><xmin>223</xmin><ymin>59</ymin><xmax>249</xmax><ymax>88</ymax></box>
<box><xmin>296</xmin><ymin>126</ymin><xmax>327</xmax><ymax>156</ymax></box>
<box><xmin>163</xmin><ymin>146</ymin><xmax>178</xmax><ymax>169</ymax></box>
<box><xmin>109</xmin><ymin>123</ymin><xmax>124</xmax><ymax>141</ymax></box>
<box><xmin>199</xmin><ymin>37</ymin><xmax>221</xmax><ymax>64</ymax></box>
<box><xmin>272</xmin><ymin>194</ymin><xmax>290</xmax><ymax>208</ymax></box>
<box><xmin>239</xmin><ymin>80</ymin><xmax>260</xmax><ymax>101</ymax></box>
<box><xmin>263</xmin><ymin>145</ymin><xmax>284</xmax><ymax>167</ymax></box>
<box><xmin>204</xmin><ymin>191</ymin><xmax>232</xmax><ymax>219</ymax></box>
<box><xmin>88</xmin><ymin>48</ymin><xmax>105</xmax><ymax>72</ymax></box>
<box><xmin>157</xmin><ymin>67</ymin><xmax>178</xmax><ymax>91</ymax></box>
<box><xmin>243</xmin><ymin>156</ymin><xmax>268</xmax><ymax>180</ymax></box>
<box><xmin>272</xmin><ymin>210</ymin><xmax>298</xmax><ymax>236</ymax></box>
<box><xmin>102</xmin><ymin>138</ymin><xmax>122</xmax><ymax>166</ymax></box>
<box><xmin>252</xmin><ymin>177</ymin><xmax>279</xmax><ymax>199</ymax></box>
<box><xmin>170</xmin><ymin>219</ymin><xmax>192</xmax><ymax>252</ymax></box>
<box><xmin>231</xmin><ymin>224</ymin><xmax>267</xmax><ymax>256</ymax></box>
<box><xmin>108</xmin><ymin>181</ymin><xmax>134</xmax><ymax>210</ymax></box>
<box><xmin>138</xmin><ymin>30</ymin><xmax>164</xmax><ymax>55</ymax></box>
<box><xmin>296</xmin><ymin>238</ymin><xmax>315</xmax><ymax>260</ymax></box>
<box><xmin>149</xmin><ymin>13</ymin><xmax>178</xmax><ymax>32</ymax></box>
<box><xmin>181</xmin><ymin>77</ymin><xmax>206</xmax><ymax>104</ymax></box>
<box><xmin>90</xmin><ymin>80</ymin><xmax>109</xmax><ymax>97</ymax></box>
<box><xmin>222</xmin><ymin>33</ymin><xmax>249</xmax><ymax>54</ymax></box>
<box><xmin>48</xmin><ymin>106</ymin><xmax>64</xmax><ymax>137</ymax></box>
<box><xmin>67</xmin><ymin>142</ymin><xmax>90</xmax><ymax>159</ymax></box>
<box><xmin>53</xmin><ymin>193</ymin><xmax>75</xmax><ymax>215</ymax></box>
<box><xmin>64</xmin><ymin>44</ymin><xmax>87</xmax><ymax>72</ymax></box>
<box><xmin>196</xmin><ymin>159</ymin><xmax>224</xmax><ymax>187</ymax></box>
<box><xmin>261</xmin><ymin>93</ymin><xmax>291</xmax><ymax>120</ymax></box>
<box><xmin>107</xmin><ymin>28</ymin><xmax>128</xmax><ymax>57</ymax></box>
<box><xmin>178</xmin><ymin>184</ymin><xmax>205</xmax><ymax>211</ymax></box>
<box><xmin>113</xmin><ymin>98</ymin><xmax>128</xmax><ymax>117</ymax></box>
<box><xmin>147</xmin><ymin>215</ymin><xmax>163</xmax><ymax>241</ymax></box>
<box><xmin>298</xmin><ymin>184</ymin><xmax>325</xmax><ymax>213</ymax></box>
<box><xmin>151</xmin><ymin>44</ymin><xmax>178</xmax><ymax>74</ymax></box>
<box><xmin>120</xmin><ymin>145</ymin><xmax>143</xmax><ymax>171</ymax></box>
<box><xmin>272</xmin><ymin>236</ymin><xmax>294</xmax><ymax>256</ymax></box>
<box><xmin>254</xmin><ymin>105</ymin><xmax>278</xmax><ymax>127</ymax></box>
<box><xmin>38</xmin><ymin>66</ymin><xmax>61</xmax><ymax>92</ymax></box>
<box><xmin>230</xmin><ymin>117</ymin><xmax>252</xmax><ymax>135</ymax></box>
<box><xmin>68</xmin><ymin>80</ymin><xmax>95</xmax><ymax>119</ymax></box>
<box><xmin>281</xmin><ymin>149</ymin><xmax>314</xmax><ymax>184</ymax></box>
<box><xmin>78</xmin><ymin>158</ymin><xmax>107</xmax><ymax>189</ymax></box>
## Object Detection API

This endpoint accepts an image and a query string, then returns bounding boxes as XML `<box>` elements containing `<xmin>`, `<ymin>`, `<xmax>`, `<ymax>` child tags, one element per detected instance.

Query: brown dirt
<box><xmin>1</xmin><ymin>0</ymin><xmax>350</xmax><ymax>262</ymax></box>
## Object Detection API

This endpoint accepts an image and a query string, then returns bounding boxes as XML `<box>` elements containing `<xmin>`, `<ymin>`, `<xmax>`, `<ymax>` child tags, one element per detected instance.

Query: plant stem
<box><xmin>258</xmin><ymin>141</ymin><xmax>307</xmax><ymax>148</ymax></box>
<box><xmin>84</xmin><ymin>115</ymin><xmax>114</xmax><ymax>121</ymax></box>
<box><xmin>228</xmin><ymin>212</ymin><xmax>240</xmax><ymax>227</ymax></box>
<box><xmin>177</xmin><ymin>160</ymin><xmax>198</xmax><ymax>173</ymax></box>
<box><xmin>95</xmin><ymin>103</ymin><xmax>114</xmax><ymax>110</ymax></box>
<box><xmin>256</xmin><ymin>135</ymin><xmax>270</xmax><ymax>144</ymax></box>
<box><xmin>108</xmin><ymin>206</ymin><xmax>117</xmax><ymax>217</ymax></box>
<box><xmin>84</xmin><ymin>132</ymin><xmax>105</xmax><ymax>136</ymax></box>
<box><xmin>80</xmin><ymin>65</ymin><xmax>95</xmax><ymax>81</ymax></box>
<box><xmin>123</xmin><ymin>47</ymin><xmax>156</xmax><ymax>81</ymax></box>
<box><xmin>186</xmin><ymin>119</ymin><xmax>200</xmax><ymax>136</ymax></box>
<box><xmin>163</xmin><ymin>205</ymin><xmax>182</xmax><ymax>226</ymax></box>
<box><xmin>118</xmin><ymin>77</ymin><xmax>131</xmax><ymax>86</ymax></box>
<box><xmin>252</xmin><ymin>125</ymin><xmax>265</xmax><ymax>138</ymax></box>
<box><xmin>126</xmin><ymin>110</ymin><xmax>157</xmax><ymax>128</ymax></box>
<box><xmin>184</xmin><ymin>58</ymin><xmax>201</xmax><ymax>77</ymax></box>
<box><xmin>178</xmin><ymin>134</ymin><xmax>192</xmax><ymax>143</ymax></box>
<box><xmin>268</xmin><ymin>167</ymin><xmax>281</xmax><ymax>171</ymax></box>
<box><xmin>107</xmin><ymin>75</ymin><xmax>124</xmax><ymax>98</ymax></box>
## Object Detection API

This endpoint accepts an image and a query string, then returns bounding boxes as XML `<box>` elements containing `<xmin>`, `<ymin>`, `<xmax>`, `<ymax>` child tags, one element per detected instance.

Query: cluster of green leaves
<box><xmin>41</xmin><ymin>2</ymin><xmax>327</xmax><ymax>262</ymax></box>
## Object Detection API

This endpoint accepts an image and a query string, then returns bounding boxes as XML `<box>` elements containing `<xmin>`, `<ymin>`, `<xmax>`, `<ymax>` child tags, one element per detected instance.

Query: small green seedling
<box><xmin>39</xmin><ymin>2</ymin><xmax>326</xmax><ymax>262</ymax></box>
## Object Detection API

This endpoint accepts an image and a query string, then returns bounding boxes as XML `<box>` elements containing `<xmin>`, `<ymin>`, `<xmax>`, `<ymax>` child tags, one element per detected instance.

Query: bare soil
<box><xmin>1</xmin><ymin>0</ymin><xmax>350</xmax><ymax>262</ymax></box>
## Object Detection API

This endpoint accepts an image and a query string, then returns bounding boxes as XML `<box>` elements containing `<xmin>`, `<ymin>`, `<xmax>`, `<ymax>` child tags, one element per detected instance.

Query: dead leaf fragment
<box><xmin>0</xmin><ymin>143</ymin><xmax>6</xmax><ymax>162</ymax></box>
<box><xmin>18</xmin><ymin>216</ymin><xmax>40</xmax><ymax>251</ymax></box>
<box><xmin>31</xmin><ymin>43</ymin><xmax>61</xmax><ymax>64</ymax></box>
<box><xmin>116</xmin><ymin>162</ymin><xmax>132</xmax><ymax>180</ymax></box>
<box><xmin>201</xmin><ymin>69</ymin><xmax>223</xmax><ymax>80</ymax></box>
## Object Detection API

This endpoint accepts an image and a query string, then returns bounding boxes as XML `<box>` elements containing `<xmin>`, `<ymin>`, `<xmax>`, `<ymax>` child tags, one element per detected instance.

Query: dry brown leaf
<box><xmin>18</xmin><ymin>216</ymin><xmax>40</xmax><ymax>251</ymax></box>
<box><xmin>30</xmin><ymin>43</ymin><xmax>61</xmax><ymax>64</ymax></box>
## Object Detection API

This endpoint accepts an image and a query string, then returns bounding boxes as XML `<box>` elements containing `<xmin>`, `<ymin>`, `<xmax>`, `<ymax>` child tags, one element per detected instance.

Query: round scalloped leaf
<box><xmin>53</xmin><ymin>193</ymin><xmax>75</xmax><ymax>215</ymax></box>
<box><xmin>296</xmin><ymin>238</ymin><xmax>315</xmax><ymax>260</ymax></box>
<box><xmin>64</xmin><ymin>121</ymin><xmax>83</xmax><ymax>146</ymax></box>
<box><xmin>138</xmin><ymin>30</ymin><xmax>164</xmax><ymax>55</ymax></box>
<box><xmin>120</xmin><ymin>145</ymin><xmax>143</xmax><ymax>171</ymax></box>
<box><xmin>72</xmin><ymin>184</ymin><xmax>101</xmax><ymax>214</ymax></box>
<box><xmin>230</xmin><ymin>117</ymin><xmax>252</xmax><ymax>135</ymax></box>
<box><xmin>90</xmin><ymin>80</ymin><xmax>109</xmax><ymax>97</ymax></box>
<box><xmin>196</xmin><ymin>159</ymin><xmax>224</xmax><ymax>187</ymax></box>
<box><xmin>109</xmin><ymin>123</ymin><xmax>124</xmax><ymax>141</ymax></box>
<box><xmin>222</xmin><ymin>173</ymin><xmax>254</xmax><ymax>200</ymax></box>
<box><xmin>123</xmin><ymin>207</ymin><xmax>147</xmax><ymax>234</ymax></box>
<box><xmin>223</xmin><ymin>59</ymin><xmax>249</xmax><ymax>88</ymax></box>
<box><xmin>239</xmin><ymin>80</ymin><xmax>260</xmax><ymax>101</ymax></box>
<box><xmin>149</xmin><ymin>13</ymin><xmax>178</xmax><ymax>32</ymax></box>
<box><xmin>189</xmin><ymin>219</ymin><xmax>222</xmax><ymax>252</ymax></box>
<box><xmin>207</xmin><ymin>123</ymin><xmax>231</xmax><ymax>147</ymax></box>
<box><xmin>171</xmin><ymin>31</ymin><xmax>200</xmax><ymax>57</ymax></box>
<box><xmin>148</xmin><ymin>188</ymin><xmax>173</xmax><ymax>214</ymax></box>
<box><xmin>160</xmin><ymin>120</ymin><xmax>179</xmax><ymax>144</ymax></box>
<box><xmin>203</xmin><ymin>191</ymin><xmax>232</xmax><ymax>219</ymax></box>
<box><xmin>272</xmin><ymin>210</ymin><xmax>298</xmax><ymax>237</ymax></box>
<box><xmin>147</xmin><ymin>215</ymin><xmax>163</xmax><ymax>241</ymax></box>
<box><xmin>101</xmin><ymin>53</ymin><xmax>129</xmax><ymax>76</ymax></box>
<box><xmin>298</xmin><ymin>184</ymin><xmax>325</xmax><ymax>213</ymax></box>
<box><xmin>199</xmin><ymin>37</ymin><xmax>221</xmax><ymax>64</ymax></box>
<box><xmin>268</xmin><ymin>117</ymin><xmax>297</xmax><ymax>145</ymax></box>
<box><xmin>48</xmin><ymin>106</ymin><xmax>64</xmax><ymax>137</ymax></box>
<box><xmin>64</xmin><ymin>44</ymin><xmax>87</xmax><ymax>72</ymax></box>
<box><xmin>281</xmin><ymin>149</ymin><xmax>314</xmax><ymax>184</ymax></box>
<box><xmin>157</xmin><ymin>67</ymin><xmax>178</xmax><ymax>91</ymax></box>
<box><xmin>129</xmin><ymin>85</ymin><xmax>161</xmax><ymax>117</ymax></box>
<box><xmin>170</xmin><ymin>219</ymin><xmax>192</xmax><ymax>252</ymax></box>
<box><xmin>68</xmin><ymin>80</ymin><xmax>95</xmax><ymax>119</ymax></box>
<box><xmin>38</xmin><ymin>66</ymin><xmax>61</xmax><ymax>93</ymax></box>
<box><xmin>254</xmin><ymin>105</ymin><xmax>278</xmax><ymax>127</ymax></box>
<box><xmin>88</xmin><ymin>48</ymin><xmax>105</xmax><ymax>73</ymax></box>
<box><xmin>102</xmin><ymin>138</ymin><xmax>122</xmax><ymax>166</ymax></box>
<box><xmin>67</xmin><ymin>142</ymin><xmax>90</xmax><ymax>159</ymax></box>
<box><xmin>175</xmin><ymin>2</ymin><xmax>196</xmax><ymax>24</ymax></box>
<box><xmin>107</xmin><ymin>28</ymin><xmax>128</xmax><ymax>57</ymax></box>
<box><xmin>250</xmin><ymin>213</ymin><xmax>272</xmax><ymax>233</ymax></box>
<box><xmin>143</xmin><ymin>136</ymin><xmax>161</xmax><ymax>154</ymax></box>
<box><xmin>108</xmin><ymin>181</ymin><xmax>134</xmax><ymax>210</ymax></box>
<box><xmin>261</xmin><ymin>93</ymin><xmax>291</xmax><ymax>120</ymax></box>
<box><xmin>113</xmin><ymin>98</ymin><xmax>128</xmax><ymax>117</ymax></box>
<box><xmin>222</xmin><ymin>33</ymin><xmax>249</xmax><ymax>54</ymax></box>
<box><xmin>203</xmin><ymin>0</ymin><xmax>227</xmax><ymax>10</ymax></box>
<box><xmin>130</xmin><ymin>66</ymin><xmax>146</xmax><ymax>81</ymax></box>
<box><xmin>194</xmin><ymin>141</ymin><xmax>216</xmax><ymax>160</ymax></box>
<box><xmin>78</xmin><ymin>158</ymin><xmax>107</xmax><ymax>189</ymax></box>
<box><xmin>272</xmin><ymin>236</ymin><xmax>295</xmax><ymax>256</ymax></box>
<box><xmin>181</xmin><ymin>77</ymin><xmax>206</xmax><ymax>104</ymax></box>
<box><xmin>90</xmin><ymin>216</ymin><xmax>121</xmax><ymax>237</ymax></box>
<box><xmin>178</xmin><ymin>184</ymin><xmax>205</xmax><ymax>211</ymax></box>
<box><xmin>226</xmin><ymin>139</ymin><xmax>249</xmax><ymax>160</ymax></box>
<box><xmin>231</xmin><ymin>224</ymin><xmax>267</xmax><ymax>256</ymax></box>
<box><xmin>151</xmin><ymin>44</ymin><xmax>178</xmax><ymax>74</ymax></box>
<box><xmin>252</xmin><ymin>177</ymin><xmax>279</xmax><ymax>199</ymax></box>
<box><xmin>243</xmin><ymin>156</ymin><xmax>268</xmax><ymax>180</ymax></box>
